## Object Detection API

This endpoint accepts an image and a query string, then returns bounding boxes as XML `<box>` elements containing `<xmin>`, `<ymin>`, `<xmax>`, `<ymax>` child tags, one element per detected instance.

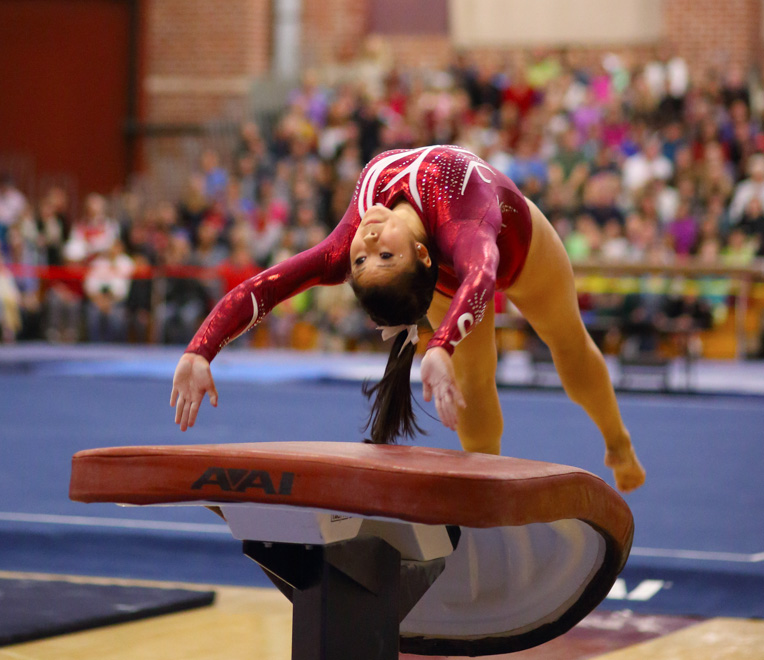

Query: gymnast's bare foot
<box><xmin>605</xmin><ymin>444</ymin><xmax>646</xmax><ymax>494</ymax></box>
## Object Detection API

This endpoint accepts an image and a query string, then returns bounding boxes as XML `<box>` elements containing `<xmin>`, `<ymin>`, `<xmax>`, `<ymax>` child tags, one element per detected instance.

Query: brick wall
<box><xmin>143</xmin><ymin>0</ymin><xmax>270</xmax><ymax>125</ymax></box>
<box><xmin>301</xmin><ymin>0</ymin><xmax>369</xmax><ymax>65</ymax></box>
<box><xmin>378</xmin><ymin>35</ymin><xmax>454</xmax><ymax>70</ymax></box>
<box><xmin>663</xmin><ymin>0</ymin><xmax>761</xmax><ymax>74</ymax></box>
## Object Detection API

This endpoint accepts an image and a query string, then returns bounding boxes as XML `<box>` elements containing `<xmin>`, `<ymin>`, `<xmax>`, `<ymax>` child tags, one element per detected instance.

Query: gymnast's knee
<box><xmin>543</xmin><ymin>323</ymin><xmax>598</xmax><ymax>363</ymax></box>
<box><xmin>458</xmin><ymin>411</ymin><xmax>503</xmax><ymax>455</ymax></box>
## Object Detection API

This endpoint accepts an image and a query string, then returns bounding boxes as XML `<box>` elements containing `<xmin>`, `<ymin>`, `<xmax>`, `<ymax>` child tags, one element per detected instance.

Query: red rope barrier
<box><xmin>5</xmin><ymin>263</ymin><xmax>259</xmax><ymax>282</ymax></box>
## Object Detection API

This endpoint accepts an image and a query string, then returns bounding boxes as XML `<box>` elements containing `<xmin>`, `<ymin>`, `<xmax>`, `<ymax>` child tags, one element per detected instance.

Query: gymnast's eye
<box><xmin>380</xmin><ymin>252</ymin><xmax>393</xmax><ymax>260</ymax></box>
<box><xmin>354</xmin><ymin>256</ymin><xmax>366</xmax><ymax>266</ymax></box>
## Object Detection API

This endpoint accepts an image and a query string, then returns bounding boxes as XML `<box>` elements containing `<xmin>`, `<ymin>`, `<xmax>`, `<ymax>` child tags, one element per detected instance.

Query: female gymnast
<box><xmin>171</xmin><ymin>145</ymin><xmax>645</xmax><ymax>493</ymax></box>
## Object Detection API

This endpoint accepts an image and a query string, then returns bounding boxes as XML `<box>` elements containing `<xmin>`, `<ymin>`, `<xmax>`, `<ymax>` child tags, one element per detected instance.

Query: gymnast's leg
<box><xmin>427</xmin><ymin>290</ymin><xmax>503</xmax><ymax>455</ymax></box>
<box><xmin>506</xmin><ymin>198</ymin><xmax>645</xmax><ymax>492</ymax></box>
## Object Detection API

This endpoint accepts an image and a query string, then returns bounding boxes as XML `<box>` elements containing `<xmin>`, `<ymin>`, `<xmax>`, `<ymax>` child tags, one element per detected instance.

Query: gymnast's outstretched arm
<box><xmin>171</xmin><ymin>221</ymin><xmax>356</xmax><ymax>431</ymax></box>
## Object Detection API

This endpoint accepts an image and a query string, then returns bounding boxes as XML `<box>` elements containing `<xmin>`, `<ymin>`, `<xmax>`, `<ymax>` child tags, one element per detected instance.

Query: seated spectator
<box><xmin>0</xmin><ymin>250</ymin><xmax>22</xmax><ymax>342</ymax></box>
<box><xmin>219</xmin><ymin>243</ymin><xmax>261</xmax><ymax>294</ymax></box>
<box><xmin>484</xmin><ymin>129</ymin><xmax>515</xmax><ymax>178</ymax></box>
<box><xmin>156</xmin><ymin>233</ymin><xmax>213</xmax><ymax>344</ymax></box>
<box><xmin>551</xmin><ymin>126</ymin><xmax>590</xmax><ymax>182</ymax></box>
<box><xmin>729</xmin><ymin>153</ymin><xmax>764</xmax><ymax>223</ymax></box>
<box><xmin>0</xmin><ymin>173</ymin><xmax>27</xmax><ymax>251</ymax></box>
<box><xmin>44</xmin><ymin>193</ymin><xmax>119</xmax><ymax>342</ymax></box>
<box><xmin>178</xmin><ymin>175</ymin><xmax>210</xmax><ymax>241</ymax></box>
<box><xmin>236</xmin><ymin>153</ymin><xmax>260</xmax><ymax>207</ymax></box>
<box><xmin>622</xmin><ymin>135</ymin><xmax>673</xmax><ymax>200</ymax></box>
<box><xmin>601</xmin><ymin>218</ymin><xmax>631</xmax><ymax>261</ymax></box>
<box><xmin>459</xmin><ymin>104</ymin><xmax>500</xmax><ymax>158</ymax></box>
<box><xmin>4</xmin><ymin>223</ymin><xmax>42</xmax><ymax>340</ymax></box>
<box><xmin>692</xmin><ymin>211</ymin><xmax>724</xmax><ymax>255</ymax></box>
<box><xmin>570</xmin><ymin>88</ymin><xmax>604</xmax><ymax>147</ymax></box>
<box><xmin>44</xmin><ymin>266</ymin><xmax>83</xmax><ymax>343</ymax></box>
<box><xmin>313</xmin><ymin>282</ymin><xmax>376</xmax><ymax>352</ymax></box>
<box><xmin>283</xmin><ymin>203</ymin><xmax>327</xmax><ymax>254</ymax></box>
<box><xmin>192</xmin><ymin>219</ymin><xmax>228</xmax><ymax>269</ymax></box>
<box><xmin>502</xmin><ymin>65</ymin><xmax>537</xmax><ymax>118</ymax></box>
<box><xmin>660</xmin><ymin>119</ymin><xmax>688</xmax><ymax>164</ymax></box>
<box><xmin>125</xmin><ymin>250</ymin><xmax>154</xmax><ymax>343</ymax></box>
<box><xmin>192</xmin><ymin>218</ymin><xmax>228</xmax><ymax>302</ymax></box>
<box><xmin>724</xmin><ymin>99</ymin><xmax>758</xmax><ymax>180</ymax></box>
<box><xmin>63</xmin><ymin>193</ymin><xmax>120</xmax><ymax>263</ymax></box>
<box><xmin>507</xmin><ymin>134</ymin><xmax>548</xmax><ymax>189</ymax></box>
<box><xmin>35</xmin><ymin>195</ymin><xmax>69</xmax><ymax>266</ymax></box>
<box><xmin>580</xmin><ymin>172</ymin><xmax>625</xmax><ymax>227</ymax></box>
<box><xmin>266</xmin><ymin>247</ymin><xmax>313</xmax><ymax>348</ymax></box>
<box><xmin>200</xmin><ymin>149</ymin><xmax>229</xmax><ymax>202</ymax></box>
<box><xmin>618</xmin><ymin>265</ymin><xmax>671</xmax><ymax>356</ymax></box>
<box><xmin>663</xmin><ymin>284</ymin><xmax>713</xmax><ymax>335</ymax></box>
<box><xmin>288</xmin><ymin>69</ymin><xmax>330</xmax><ymax>128</ymax></box>
<box><xmin>83</xmin><ymin>240</ymin><xmax>135</xmax><ymax>342</ymax></box>
<box><xmin>564</xmin><ymin>213</ymin><xmax>601</xmax><ymax>261</ymax></box>
<box><xmin>695</xmin><ymin>238</ymin><xmax>732</xmax><ymax>325</ymax></box>
<box><xmin>667</xmin><ymin>200</ymin><xmax>699</xmax><ymax>257</ymax></box>
<box><xmin>722</xmin><ymin>227</ymin><xmax>757</xmax><ymax>266</ymax></box>
<box><xmin>721</xmin><ymin>62</ymin><xmax>750</xmax><ymax>109</ymax></box>
<box><xmin>696</xmin><ymin>141</ymin><xmax>734</xmax><ymax>203</ymax></box>
<box><xmin>738</xmin><ymin>197</ymin><xmax>764</xmax><ymax>255</ymax></box>
<box><xmin>251</xmin><ymin>179</ymin><xmax>289</xmax><ymax>265</ymax></box>
<box><xmin>224</xmin><ymin>178</ymin><xmax>256</xmax><ymax>223</ymax></box>
<box><xmin>600</xmin><ymin>101</ymin><xmax>631</xmax><ymax>152</ymax></box>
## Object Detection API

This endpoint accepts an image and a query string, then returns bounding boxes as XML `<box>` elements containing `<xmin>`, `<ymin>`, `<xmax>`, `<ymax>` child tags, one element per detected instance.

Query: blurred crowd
<box><xmin>1</xmin><ymin>46</ymin><xmax>764</xmax><ymax>355</ymax></box>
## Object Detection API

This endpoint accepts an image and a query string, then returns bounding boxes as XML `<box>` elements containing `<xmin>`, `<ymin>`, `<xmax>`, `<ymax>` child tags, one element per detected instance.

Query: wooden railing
<box><xmin>569</xmin><ymin>258</ymin><xmax>764</xmax><ymax>359</ymax></box>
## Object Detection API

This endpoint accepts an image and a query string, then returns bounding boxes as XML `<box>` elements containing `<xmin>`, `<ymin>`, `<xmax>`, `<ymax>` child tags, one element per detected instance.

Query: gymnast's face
<box><xmin>350</xmin><ymin>205</ymin><xmax>423</xmax><ymax>287</ymax></box>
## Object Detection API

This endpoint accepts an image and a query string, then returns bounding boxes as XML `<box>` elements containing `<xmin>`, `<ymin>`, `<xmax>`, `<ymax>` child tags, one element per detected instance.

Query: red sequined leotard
<box><xmin>186</xmin><ymin>145</ymin><xmax>532</xmax><ymax>361</ymax></box>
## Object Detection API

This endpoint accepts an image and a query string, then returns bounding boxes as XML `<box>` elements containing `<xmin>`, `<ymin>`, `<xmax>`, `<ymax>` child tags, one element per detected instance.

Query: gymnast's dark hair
<box><xmin>351</xmin><ymin>253</ymin><xmax>439</xmax><ymax>445</ymax></box>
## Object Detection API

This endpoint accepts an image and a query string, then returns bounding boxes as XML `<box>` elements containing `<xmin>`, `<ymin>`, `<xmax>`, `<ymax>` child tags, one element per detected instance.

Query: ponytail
<box><xmin>362</xmin><ymin>329</ymin><xmax>424</xmax><ymax>444</ymax></box>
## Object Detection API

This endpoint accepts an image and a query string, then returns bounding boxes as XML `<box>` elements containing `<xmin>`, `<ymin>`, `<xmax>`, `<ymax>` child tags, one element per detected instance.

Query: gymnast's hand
<box><xmin>604</xmin><ymin>444</ymin><xmax>646</xmax><ymax>493</ymax></box>
<box><xmin>421</xmin><ymin>347</ymin><xmax>466</xmax><ymax>431</ymax></box>
<box><xmin>171</xmin><ymin>353</ymin><xmax>219</xmax><ymax>431</ymax></box>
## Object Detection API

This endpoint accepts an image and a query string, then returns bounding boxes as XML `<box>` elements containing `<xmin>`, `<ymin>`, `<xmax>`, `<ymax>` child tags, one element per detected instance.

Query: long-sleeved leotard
<box><xmin>186</xmin><ymin>145</ymin><xmax>532</xmax><ymax>362</ymax></box>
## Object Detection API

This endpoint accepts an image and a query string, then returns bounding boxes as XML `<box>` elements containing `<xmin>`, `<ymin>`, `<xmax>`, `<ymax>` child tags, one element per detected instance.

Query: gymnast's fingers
<box><xmin>187</xmin><ymin>400</ymin><xmax>199</xmax><ymax>428</ymax></box>
<box><xmin>444</xmin><ymin>384</ymin><xmax>464</xmax><ymax>428</ymax></box>
<box><xmin>436</xmin><ymin>391</ymin><xmax>457</xmax><ymax>430</ymax></box>
<box><xmin>432</xmin><ymin>392</ymin><xmax>443</xmax><ymax>424</ymax></box>
<box><xmin>447</xmin><ymin>397</ymin><xmax>460</xmax><ymax>429</ymax></box>
<box><xmin>170</xmin><ymin>386</ymin><xmax>178</xmax><ymax>408</ymax></box>
<box><xmin>174</xmin><ymin>395</ymin><xmax>185</xmax><ymax>425</ymax></box>
<box><xmin>179</xmin><ymin>399</ymin><xmax>192</xmax><ymax>432</ymax></box>
<box><xmin>422</xmin><ymin>380</ymin><xmax>432</xmax><ymax>402</ymax></box>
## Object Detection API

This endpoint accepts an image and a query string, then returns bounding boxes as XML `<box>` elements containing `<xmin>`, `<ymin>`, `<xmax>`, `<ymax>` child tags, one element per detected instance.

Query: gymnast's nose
<box><xmin>363</xmin><ymin>231</ymin><xmax>378</xmax><ymax>244</ymax></box>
